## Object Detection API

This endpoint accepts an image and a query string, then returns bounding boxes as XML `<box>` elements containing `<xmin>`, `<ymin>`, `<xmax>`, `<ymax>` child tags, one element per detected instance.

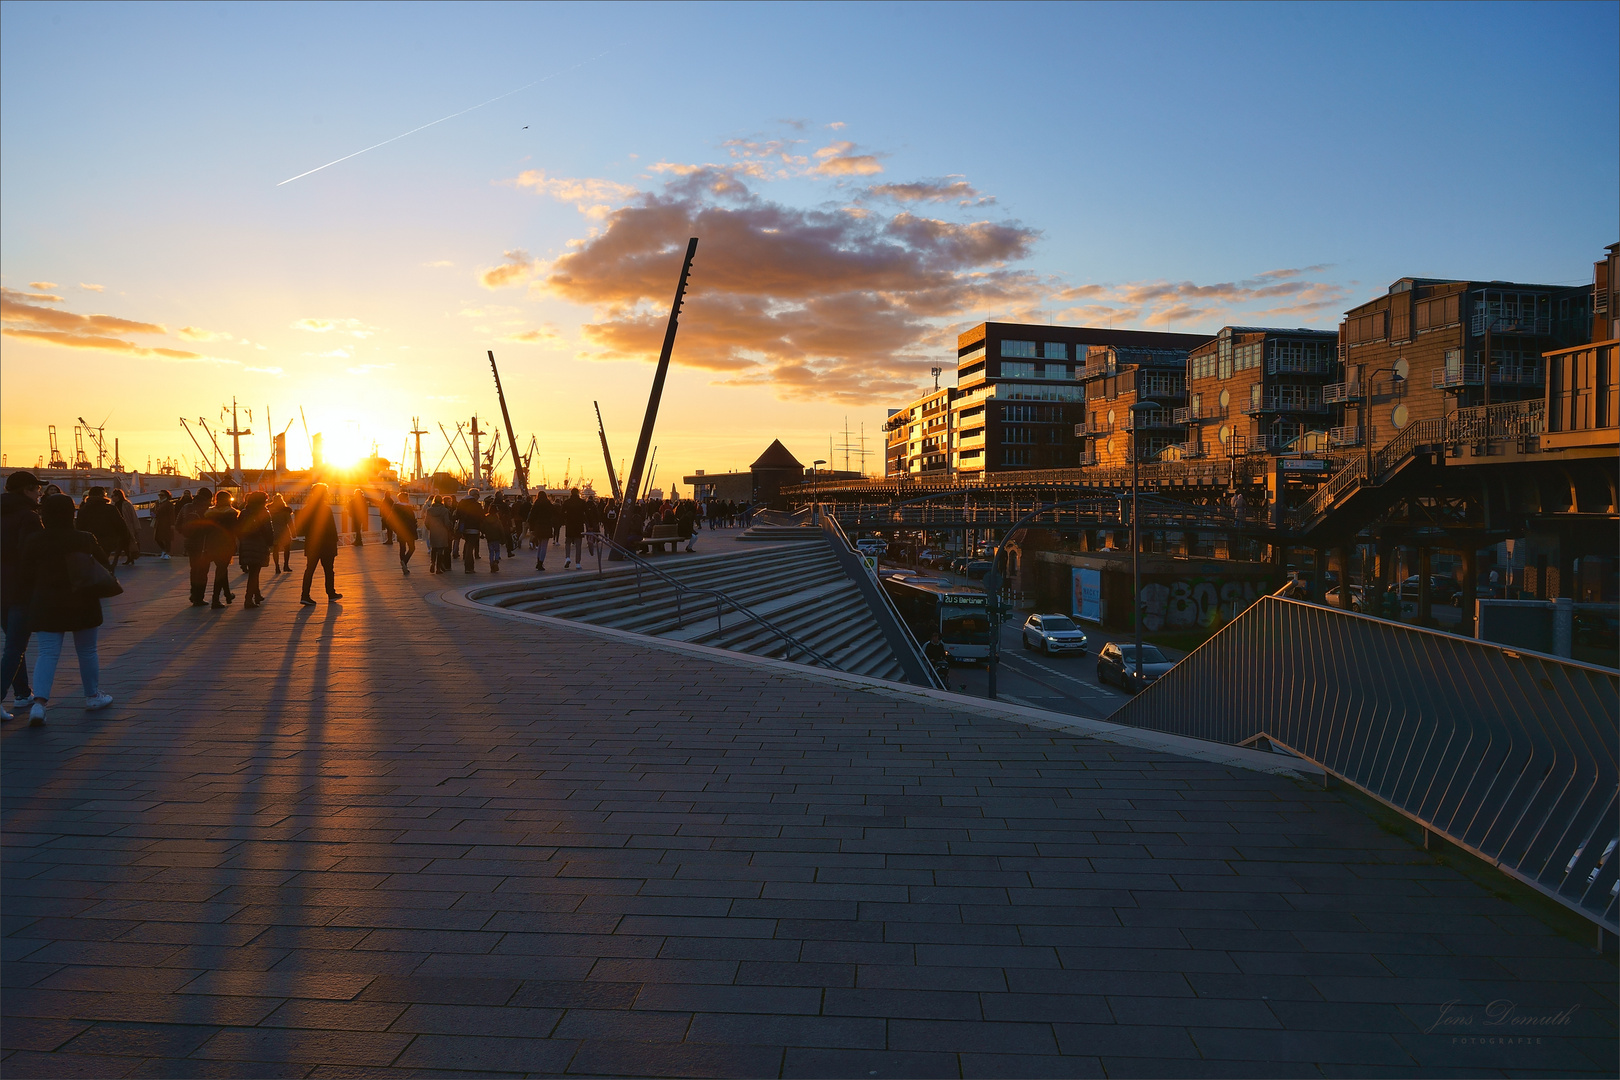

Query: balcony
<box><xmin>1124</xmin><ymin>409</ymin><xmax>1180</xmax><ymax>431</ymax></box>
<box><xmin>1136</xmin><ymin>374</ymin><xmax>1185</xmax><ymax>400</ymax></box>
<box><xmin>1471</xmin><ymin>312</ymin><xmax>1552</xmax><ymax>337</ymax></box>
<box><xmin>1431</xmin><ymin>362</ymin><xmax>1544</xmax><ymax>390</ymax></box>
<box><xmin>1172</xmin><ymin>405</ymin><xmax>1200</xmax><ymax>424</ymax></box>
<box><xmin>1076</xmin><ymin>448</ymin><xmax>1098</xmax><ymax>466</ymax></box>
<box><xmin>1169</xmin><ymin>440</ymin><xmax>1206</xmax><ymax>459</ymax></box>
<box><xmin>1323</xmin><ymin>381</ymin><xmax>1362</xmax><ymax>404</ymax></box>
<box><xmin>1246</xmin><ymin>434</ymin><xmax>1282</xmax><ymax>454</ymax></box>
<box><xmin>1329</xmin><ymin>424</ymin><xmax>1363</xmax><ymax>448</ymax></box>
<box><xmin>1267</xmin><ymin>355</ymin><xmax>1336</xmax><ymax>376</ymax></box>
<box><xmin>1072</xmin><ymin>420</ymin><xmax>1107</xmax><ymax>436</ymax></box>
<box><xmin>1080</xmin><ymin>357</ymin><xmax>1115</xmax><ymax>380</ymax></box>
<box><xmin>1246</xmin><ymin>388</ymin><xmax>1329</xmax><ymax>415</ymax></box>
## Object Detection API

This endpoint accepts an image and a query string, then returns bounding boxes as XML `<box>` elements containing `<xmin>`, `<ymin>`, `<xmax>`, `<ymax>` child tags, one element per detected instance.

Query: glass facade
<box><xmin>1001</xmin><ymin>361</ymin><xmax>1037</xmax><ymax>378</ymax></box>
<box><xmin>998</xmin><ymin>383</ymin><xmax>1084</xmax><ymax>402</ymax></box>
<box><xmin>1001</xmin><ymin>340</ymin><xmax>1038</xmax><ymax>358</ymax></box>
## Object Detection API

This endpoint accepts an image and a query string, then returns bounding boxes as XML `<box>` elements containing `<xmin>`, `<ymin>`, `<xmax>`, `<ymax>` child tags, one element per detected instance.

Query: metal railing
<box><xmin>1136</xmin><ymin>374</ymin><xmax>1185</xmax><ymax>399</ymax></box>
<box><xmin>823</xmin><ymin>488</ymin><xmax>1242</xmax><ymax>533</ymax></box>
<box><xmin>1472</xmin><ymin>312</ymin><xmax>1552</xmax><ymax>336</ymax></box>
<box><xmin>1108</xmin><ymin>596</ymin><xmax>1619</xmax><ymax>935</ymax></box>
<box><xmin>1432</xmin><ymin>362</ymin><xmax>1544</xmax><ymax>390</ymax></box>
<box><xmin>1328</xmin><ymin>424</ymin><xmax>1363</xmax><ymax>448</ymax></box>
<box><xmin>1267</xmin><ymin>355</ymin><xmax>1337</xmax><ymax>376</ymax></box>
<box><xmin>1323</xmin><ymin>381</ymin><xmax>1362</xmax><ymax>404</ymax></box>
<box><xmin>815</xmin><ymin>509</ymin><xmax>943</xmax><ymax>689</ymax></box>
<box><xmin>590</xmin><ymin>532</ymin><xmax>836</xmax><ymax>669</ymax></box>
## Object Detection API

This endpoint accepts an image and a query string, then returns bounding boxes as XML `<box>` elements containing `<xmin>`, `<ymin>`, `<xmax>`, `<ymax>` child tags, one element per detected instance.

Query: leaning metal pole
<box><xmin>488</xmin><ymin>351</ymin><xmax>527</xmax><ymax>493</ymax></box>
<box><xmin>594</xmin><ymin>401</ymin><xmax>622</xmax><ymax>500</ymax></box>
<box><xmin>611</xmin><ymin>237</ymin><xmax>698</xmax><ymax>558</ymax></box>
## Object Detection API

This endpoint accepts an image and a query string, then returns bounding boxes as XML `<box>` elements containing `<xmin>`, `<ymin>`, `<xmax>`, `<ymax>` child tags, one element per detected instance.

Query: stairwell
<box><xmin>467</xmin><ymin>529</ymin><xmax>913</xmax><ymax>682</ymax></box>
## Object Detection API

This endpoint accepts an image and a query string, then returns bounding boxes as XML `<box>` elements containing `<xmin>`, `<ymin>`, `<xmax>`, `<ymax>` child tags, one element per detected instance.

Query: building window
<box><xmin>1001</xmin><ymin>340</ymin><xmax>1037</xmax><ymax>358</ymax></box>
<box><xmin>1043</xmin><ymin>342</ymin><xmax>1067</xmax><ymax>360</ymax></box>
<box><xmin>1001</xmin><ymin>361</ymin><xmax>1036</xmax><ymax>378</ymax></box>
<box><xmin>1043</xmin><ymin>363</ymin><xmax>1067</xmax><ymax>381</ymax></box>
<box><xmin>999</xmin><ymin>382</ymin><xmax>1083</xmax><ymax>402</ymax></box>
<box><xmin>1002</xmin><ymin>448</ymin><xmax>1031</xmax><ymax>466</ymax></box>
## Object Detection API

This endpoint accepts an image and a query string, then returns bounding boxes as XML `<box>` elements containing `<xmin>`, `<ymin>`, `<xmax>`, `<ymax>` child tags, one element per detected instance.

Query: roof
<box><xmin>750</xmin><ymin>439</ymin><xmax>804</xmax><ymax>471</ymax></box>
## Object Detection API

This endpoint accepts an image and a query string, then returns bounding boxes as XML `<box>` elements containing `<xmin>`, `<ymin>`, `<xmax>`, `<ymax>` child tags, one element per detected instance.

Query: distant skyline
<box><xmin>2</xmin><ymin>1</ymin><xmax>1615</xmax><ymax>486</ymax></box>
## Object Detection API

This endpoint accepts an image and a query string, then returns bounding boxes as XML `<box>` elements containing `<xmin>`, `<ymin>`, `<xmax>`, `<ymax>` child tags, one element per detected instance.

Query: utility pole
<box><xmin>468</xmin><ymin>416</ymin><xmax>483</xmax><ymax>487</ymax></box>
<box><xmin>409</xmin><ymin>417</ymin><xmax>428</xmax><ymax>481</ymax></box>
<box><xmin>594</xmin><ymin>401</ymin><xmax>622</xmax><ymax>500</ymax></box>
<box><xmin>488</xmin><ymin>352</ymin><xmax>527</xmax><ymax>493</ymax></box>
<box><xmin>613</xmin><ymin>237</ymin><xmax>698</xmax><ymax>555</ymax></box>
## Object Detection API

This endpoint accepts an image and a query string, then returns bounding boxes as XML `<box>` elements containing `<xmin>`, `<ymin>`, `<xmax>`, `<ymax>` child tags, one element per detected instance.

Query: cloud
<box><xmin>292</xmin><ymin>317</ymin><xmax>375</xmax><ymax>338</ymax></box>
<box><xmin>177</xmin><ymin>325</ymin><xmax>233</xmax><ymax>342</ymax></box>
<box><xmin>866</xmin><ymin>178</ymin><xmax>990</xmax><ymax>207</ymax></box>
<box><xmin>79</xmin><ymin>282</ymin><xmax>104</xmax><ymax>292</ymax></box>
<box><xmin>505</xmin><ymin>169</ymin><xmax>637</xmax><ymax>219</ymax></box>
<box><xmin>29</xmin><ymin>281</ymin><xmax>57</xmax><ymax>290</ymax></box>
<box><xmin>531</xmin><ymin>166</ymin><xmax>1039</xmax><ymax>403</ymax></box>
<box><xmin>812</xmin><ymin>140</ymin><xmax>883</xmax><ymax>176</ymax></box>
<box><xmin>10</xmin><ymin>287</ymin><xmax>64</xmax><ymax>302</ymax></box>
<box><xmin>500</xmin><ymin>324</ymin><xmax>562</xmax><ymax>345</ymax></box>
<box><xmin>0</xmin><ymin>287</ymin><xmax>220</xmax><ymax>361</ymax></box>
<box><xmin>1049</xmin><ymin>268</ymin><xmax>1348</xmax><ymax>328</ymax></box>
<box><xmin>479</xmin><ymin>249</ymin><xmax>542</xmax><ymax>289</ymax></box>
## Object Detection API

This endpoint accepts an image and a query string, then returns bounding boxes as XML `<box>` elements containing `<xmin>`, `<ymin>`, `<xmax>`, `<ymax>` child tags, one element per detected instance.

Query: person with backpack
<box><xmin>18</xmin><ymin>493</ymin><xmax>115</xmax><ymax>724</ymax></box>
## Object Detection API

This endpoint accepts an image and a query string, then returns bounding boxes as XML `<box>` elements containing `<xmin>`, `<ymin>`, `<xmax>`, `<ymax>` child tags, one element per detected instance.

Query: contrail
<box><xmin>276</xmin><ymin>45</ymin><xmax>625</xmax><ymax>187</ymax></box>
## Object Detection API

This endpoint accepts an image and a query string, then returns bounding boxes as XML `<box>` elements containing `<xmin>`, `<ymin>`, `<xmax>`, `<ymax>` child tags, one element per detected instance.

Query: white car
<box><xmin>1022</xmin><ymin>614</ymin><xmax>1089</xmax><ymax>656</ymax></box>
<box><xmin>855</xmin><ymin>538</ymin><xmax>888</xmax><ymax>557</ymax></box>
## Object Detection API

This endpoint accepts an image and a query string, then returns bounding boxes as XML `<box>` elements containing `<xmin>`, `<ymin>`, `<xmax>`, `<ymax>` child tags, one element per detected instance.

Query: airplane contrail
<box><xmin>276</xmin><ymin>45</ymin><xmax>625</xmax><ymax>187</ymax></box>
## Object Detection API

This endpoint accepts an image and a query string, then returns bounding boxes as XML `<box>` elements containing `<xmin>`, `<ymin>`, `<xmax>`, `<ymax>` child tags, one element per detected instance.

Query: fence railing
<box><xmin>1108</xmin><ymin>596</ymin><xmax>1619</xmax><ymax>935</ymax></box>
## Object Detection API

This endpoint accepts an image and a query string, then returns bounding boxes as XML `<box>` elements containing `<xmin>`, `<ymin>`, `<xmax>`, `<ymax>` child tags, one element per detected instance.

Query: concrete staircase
<box><xmin>468</xmin><ymin>533</ymin><xmax>910</xmax><ymax>682</ymax></box>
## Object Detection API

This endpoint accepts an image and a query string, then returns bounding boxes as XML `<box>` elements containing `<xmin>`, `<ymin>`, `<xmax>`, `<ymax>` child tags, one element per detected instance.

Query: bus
<box><xmin>882</xmin><ymin>576</ymin><xmax>992</xmax><ymax>663</ymax></box>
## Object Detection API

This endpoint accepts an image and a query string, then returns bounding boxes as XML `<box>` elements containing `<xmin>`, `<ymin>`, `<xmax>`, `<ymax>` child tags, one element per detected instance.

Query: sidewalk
<box><xmin>2</xmin><ymin>543</ymin><xmax>1614</xmax><ymax>1077</ymax></box>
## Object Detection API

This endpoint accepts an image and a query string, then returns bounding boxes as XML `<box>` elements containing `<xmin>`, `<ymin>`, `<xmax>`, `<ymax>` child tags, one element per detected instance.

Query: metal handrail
<box><xmin>1109</xmin><ymin>596</ymin><xmax>1619</xmax><ymax>935</ymax></box>
<box><xmin>590</xmin><ymin>532</ymin><xmax>837</xmax><ymax>669</ymax></box>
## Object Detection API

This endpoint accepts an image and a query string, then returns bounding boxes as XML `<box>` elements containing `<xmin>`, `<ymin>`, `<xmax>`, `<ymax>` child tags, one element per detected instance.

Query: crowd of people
<box><xmin>1</xmin><ymin>469</ymin><xmax>754</xmax><ymax>725</ymax></box>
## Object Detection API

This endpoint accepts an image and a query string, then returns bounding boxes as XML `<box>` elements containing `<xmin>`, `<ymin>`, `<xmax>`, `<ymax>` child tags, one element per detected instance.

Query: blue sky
<box><xmin>2</xmin><ymin>0</ymin><xmax>1614</xmax><ymax>483</ymax></box>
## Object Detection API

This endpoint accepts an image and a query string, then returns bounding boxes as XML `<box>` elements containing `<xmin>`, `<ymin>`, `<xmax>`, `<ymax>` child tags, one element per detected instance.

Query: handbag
<box><xmin>67</xmin><ymin>551</ymin><xmax>124</xmax><ymax>599</ymax></box>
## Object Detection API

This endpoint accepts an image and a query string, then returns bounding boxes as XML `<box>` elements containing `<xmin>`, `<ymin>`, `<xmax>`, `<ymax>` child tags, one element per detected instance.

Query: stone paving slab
<box><xmin>2</xmin><ymin>543</ymin><xmax>1615</xmax><ymax>1078</ymax></box>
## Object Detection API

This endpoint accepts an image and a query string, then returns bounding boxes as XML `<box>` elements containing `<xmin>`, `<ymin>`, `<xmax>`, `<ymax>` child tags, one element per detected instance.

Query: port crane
<box><xmin>47</xmin><ymin>426</ymin><xmax>67</xmax><ymax>469</ymax></box>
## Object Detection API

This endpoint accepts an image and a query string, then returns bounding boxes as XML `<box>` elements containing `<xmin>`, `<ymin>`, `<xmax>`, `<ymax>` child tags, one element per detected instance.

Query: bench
<box><xmin>638</xmin><ymin>524</ymin><xmax>683</xmax><ymax>554</ymax></box>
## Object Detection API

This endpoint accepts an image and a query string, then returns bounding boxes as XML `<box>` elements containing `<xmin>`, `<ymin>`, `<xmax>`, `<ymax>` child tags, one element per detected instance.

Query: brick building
<box><xmin>1337</xmin><ymin>277</ymin><xmax>1591</xmax><ymax>456</ymax></box>
<box><xmin>1075</xmin><ymin>345</ymin><xmax>1193</xmax><ymax>467</ymax></box>
<box><xmin>950</xmin><ymin>322</ymin><xmax>1208</xmax><ymax>477</ymax></box>
<box><xmin>1178</xmin><ymin>326</ymin><xmax>1342</xmax><ymax>458</ymax></box>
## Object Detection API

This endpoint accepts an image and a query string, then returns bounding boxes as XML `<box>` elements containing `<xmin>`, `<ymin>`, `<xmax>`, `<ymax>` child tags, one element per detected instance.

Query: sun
<box><xmin>320</xmin><ymin>426</ymin><xmax>366</xmax><ymax>470</ymax></box>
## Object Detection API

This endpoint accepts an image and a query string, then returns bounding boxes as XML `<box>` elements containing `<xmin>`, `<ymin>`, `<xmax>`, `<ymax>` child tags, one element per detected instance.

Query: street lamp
<box><xmin>1128</xmin><ymin>401</ymin><xmax>1157</xmax><ymax>685</ymax></box>
<box><xmin>812</xmin><ymin>459</ymin><xmax>825</xmax><ymax>509</ymax></box>
<box><xmin>1363</xmin><ymin>360</ymin><xmax>1408</xmax><ymax>481</ymax></box>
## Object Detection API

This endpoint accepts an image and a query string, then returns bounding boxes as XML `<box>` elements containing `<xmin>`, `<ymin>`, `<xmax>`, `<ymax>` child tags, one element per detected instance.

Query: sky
<box><xmin>2</xmin><ymin>0</ymin><xmax>1615</xmax><ymax>490</ymax></box>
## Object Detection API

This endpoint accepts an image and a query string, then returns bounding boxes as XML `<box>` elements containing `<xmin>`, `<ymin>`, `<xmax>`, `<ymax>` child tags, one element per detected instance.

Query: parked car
<box><xmin>1096</xmin><ymin>641</ymin><xmax>1175</xmax><ymax>691</ymax></box>
<box><xmin>1574</xmin><ymin>611</ymin><xmax>1619</xmax><ymax>652</ymax></box>
<box><xmin>918</xmin><ymin>549</ymin><xmax>951</xmax><ymax>569</ymax></box>
<box><xmin>1399</xmin><ymin>575</ymin><xmax>1460</xmax><ymax>603</ymax></box>
<box><xmin>963</xmin><ymin>560</ymin><xmax>993</xmax><ymax>580</ymax></box>
<box><xmin>1323</xmin><ymin>585</ymin><xmax>1367</xmax><ymax>612</ymax></box>
<box><xmin>855</xmin><ymin>537</ymin><xmax>888</xmax><ymax>557</ymax></box>
<box><xmin>1022</xmin><ymin>614</ymin><xmax>1089</xmax><ymax>656</ymax></box>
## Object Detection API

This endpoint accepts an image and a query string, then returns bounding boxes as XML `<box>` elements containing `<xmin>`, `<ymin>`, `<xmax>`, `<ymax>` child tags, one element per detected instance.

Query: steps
<box><xmin>468</xmin><ymin>537</ymin><xmax>910</xmax><ymax>682</ymax></box>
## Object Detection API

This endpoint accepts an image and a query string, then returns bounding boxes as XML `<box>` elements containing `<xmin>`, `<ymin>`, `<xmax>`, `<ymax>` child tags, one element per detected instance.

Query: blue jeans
<box><xmin>32</xmin><ymin>629</ymin><xmax>99</xmax><ymax>701</ymax></box>
<box><xmin>1</xmin><ymin>604</ymin><xmax>30</xmax><ymax>699</ymax></box>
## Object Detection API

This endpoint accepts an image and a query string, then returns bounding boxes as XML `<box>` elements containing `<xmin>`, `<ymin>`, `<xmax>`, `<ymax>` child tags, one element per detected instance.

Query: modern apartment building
<box><xmin>1595</xmin><ymin>242</ymin><xmax>1619</xmax><ymax>342</ymax></box>
<box><xmin>884</xmin><ymin>385</ymin><xmax>954</xmax><ymax>478</ymax></box>
<box><xmin>951</xmin><ymin>322</ymin><xmax>1209</xmax><ymax>476</ymax></box>
<box><xmin>1337</xmin><ymin>278</ymin><xmax>1591</xmax><ymax>455</ymax></box>
<box><xmin>1178</xmin><ymin>326</ymin><xmax>1342</xmax><ymax>457</ymax></box>
<box><xmin>1075</xmin><ymin>345</ymin><xmax>1194</xmax><ymax>467</ymax></box>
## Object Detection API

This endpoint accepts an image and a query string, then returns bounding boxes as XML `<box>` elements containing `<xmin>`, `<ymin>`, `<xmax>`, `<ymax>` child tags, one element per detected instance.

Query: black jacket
<box><xmin>297</xmin><ymin>500</ymin><xmax>339</xmax><ymax>558</ymax></box>
<box><xmin>21</xmin><ymin>526</ymin><xmax>108</xmax><ymax>633</ymax></box>
<box><xmin>75</xmin><ymin>495</ymin><xmax>130</xmax><ymax>560</ymax></box>
<box><xmin>561</xmin><ymin>495</ymin><xmax>586</xmax><ymax>532</ymax></box>
<box><xmin>235</xmin><ymin>508</ymin><xmax>273</xmax><ymax>567</ymax></box>
<box><xmin>0</xmin><ymin>491</ymin><xmax>44</xmax><ymax>612</ymax></box>
<box><xmin>455</xmin><ymin>498</ymin><xmax>484</xmax><ymax>534</ymax></box>
<box><xmin>200</xmin><ymin>507</ymin><xmax>239</xmax><ymax>562</ymax></box>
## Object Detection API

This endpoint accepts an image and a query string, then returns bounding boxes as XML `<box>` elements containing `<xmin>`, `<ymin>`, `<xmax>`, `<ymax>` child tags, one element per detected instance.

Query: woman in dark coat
<box><xmin>235</xmin><ymin>492</ymin><xmax>274</xmax><ymax>608</ymax></box>
<box><xmin>297</xmin><ymin>484</ymin><xmax>342</xmax><ymax>604</ymax></box>
<box><xmin>267</xmin><ymin>493</ymin><xmax>295</xmax><ymax>573</ymax></box>
<box><xmin>201</xmin><ymin>491</ymin><xmax>239</xmax><ymax>608</ymax></box>
<box><xmin>19</xmin><ymin>493</ymin><xmax>113</xmax><ymax>724</ymax></box>
<box><xmin>74</xmin><ymin>487</ymin><xmax>131</xmax><ymax>574</ymax></box>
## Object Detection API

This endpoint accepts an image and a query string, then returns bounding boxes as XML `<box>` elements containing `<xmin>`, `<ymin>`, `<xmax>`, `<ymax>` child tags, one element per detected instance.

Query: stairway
<box><xmin>468</xmin><ymin>534</ymin><xmax>910</xmax><ymax>682</ymax></box>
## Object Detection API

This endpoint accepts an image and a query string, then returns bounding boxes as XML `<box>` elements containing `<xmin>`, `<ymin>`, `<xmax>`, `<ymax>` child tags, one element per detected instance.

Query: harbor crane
<box><xmin>47</xmin><ymin>426</ymin><xmax>68</xmax><ymax>469</ymax></box>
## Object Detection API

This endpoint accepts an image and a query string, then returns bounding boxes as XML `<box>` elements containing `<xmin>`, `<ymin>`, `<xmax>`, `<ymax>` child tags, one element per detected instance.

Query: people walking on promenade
<box><xmin>455</xmin><ymin>489</ymin><xmax>484</xmax><ymax>573</ymax></box>
<box><xmin>425</xmin><ymin>496</ymin><xmax>453</xmax><ymax>574</ymax></box>
<box><xmin>384</xmin><ymin>494</ymin><xmax>417</xmax><ymax>576</ymax></box>
<box><xmin>110</xmin><ymin>489</ymin><xmax>141</xmax><ymax>565</ymax></box>
<box><xmin>178</xmin><ymin>488</ymin><xmax>212</xmax><ymax>606</ymax></box>
<box><xmin>202</xmin><ymin>491</ymin><xmax>240</xmax><ymax>608</ymax></box>
<box><xmin>676</xmin><ymin>498</ymin><xmax>697</xmax><ymax>552</ymax></box>
<box><xmin>528</xmin><ymin>492</ymin><xmax>555</xmax><ymax>570</ymax></box>
<box><xmin>348</xmin><ymin>486</ymin><xmax>369</xmax><ymax>547</ymax></box>
<box><xmin>297</xmin><ymin>483</ymin><xmax>342</xmax><ymax>604</ymax></box>
<box><xmin>483</xmin><ymin>505</ymin><xmax>506</xmax><ymax>573</ymax></box>
<box><xmin>1</xmin><ymin>471</ymin><xmax>44</xmax><ymax>722</ymax></box>
<box><xmin>584</xmin><ymin>496</ymin><xmax>604</xmax><ymax>557</ymax></box>
<box><xmin>268</xmin><ymin>493</ymin><xmax>295</xmax><ymax>573</ymax></box>
<box><xmin>75</xmin><ymin>487</ymin><xmax>131</xmax><ymax>577</ymax></box>
<box><xmin>19</xmin><ymin>493</ymin><xmax>115</xmax><ymax>724</ymax></box>
<box><xmin>235</xmin><ymin>492</ymin><xmax>273</xmax><ymax>607</ymax></box>
<box><xmin>152</xmin><ymin>490</ymin><xmax>177</xmax><ymax>560</ymax></box>
<box><xmin>561</xmin><ymin>488</ymin><xmax>585</xmax><ymax>569</ymax></box>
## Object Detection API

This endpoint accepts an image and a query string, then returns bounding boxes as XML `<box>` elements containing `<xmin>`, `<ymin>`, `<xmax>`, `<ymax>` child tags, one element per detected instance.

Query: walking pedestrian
<box><xmin>110</xmin><ymin>489</ymin><xmax>141</xmax><ymax>565</ymax></box>
<box><xmin>455</xmin><ymin>489</ymin><xmax>484</xmax><ymax>573</ymax></box>
<box><xmin>75</xmin><ymin>487</ymin><xmax>131</xmax><ymax>576</ymax></box>
<box><xmin>268</xmin><ymin>493</ymin><xmax>294</xmax><ymax>572</ymax></box>
<box><xmin>152</xmin><ymin>490</ymin><xmax>177</xmax><ymax>560</ymax></box>
<box><xmin>297</xmin><ymin>483</ymin><xmax>342</xmax><ymax>604</ymax></box>
<box><xmin>1</xmin><ymin>471</ymin><xmax>44</xmax><ymax>721</ymax></box>
<box><xmin>561</xmin><ymin>487</ymin><xmax>585</xmax><ymax>569</ymax></box>
<box><xmin>19</xmin><ymin>493</ymin><xmax>115</xmax><ymax>724</ymax></box>
<box><xmin>528</xmin><ymin>492</ymin><xmax>555</xmax><ymax>570</ymax></box>
<box><xmin>348</xmin><ymin>487</ymin><xmax>369</xmax><ymax>547</ymax></box>
<box><xmin>384</xmin><ymin>494</ymin><xmax>417</xmax><ymax>576</ymax></box>
<box><xmin>202</xmin><ymin>491</ymin><xmax>239</xmax><ymax>608</ymax></box>
<box><xmin>425</xmin><ymin>497</ymin><xmax>454</xmax><ymax>574</ymax></box>
<box><xmin>235</xmin><ymin>492</ymin><xmax>273</xmax><ymax>607</ymax></box>
<box><xmin>178</xmin><ymin>488</ymin><xmax>212</xmax><ymax>606</ymax></box>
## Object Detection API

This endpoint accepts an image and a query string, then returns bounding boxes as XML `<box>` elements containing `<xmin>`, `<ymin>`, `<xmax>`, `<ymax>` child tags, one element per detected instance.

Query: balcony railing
<box><xmin>1168</xmin><ymin>440</ymin><xmax>1206</xmax><ymax>459</ymax></box>
<box><xmin>1080</xmin><ymin>358</ymin><xmax>1115</xmax><ymax>380</ymax></box>
<box><xmin>1076</xmin><ymin>448</ymin><xmax>1098</xmax><ymax>466</ymax></box>
<box><xmin>1267</xmin><ymin>355</ymin><xmax>1336</xmax><ymax>376</ymax></box>
<box><xmin>1329</xmin><ymin>424</ymin><xmax>1363</xmax><ymax>448</ymax></box>
<box><xmin>1172</xmin><ymin>405</ymin><xmax>1199</xmax><ymax>424</ymax></box>
<box><xmin>1246</xmin><ymin>389</ymin><xmax>1329</xmax><ymax>415</ymax></box>
<box><xmin>1136</xmin><ymin>375</ymin><xmax>1186</xmax><ymax>400</ymax></box>
<box><xmin>1472</xmin><ymin>312</ymin><xmax>1552</xmax><ymax>336</ymax></box>
<box><xmin>1431</xmin><ymin>362</ymin><xmax>1545</xmax><ymax>390</ymax></box>
<box><xmin>1125</xmin><ymin>410</ymin><xmax>1180</xmax><ymax>431</ymax></box>
<box><xmin>1072</xmin><ymin>420</ymin><xmax>1107</xmax><ymax>436</ymax></box>
<box><xmin>1323</xmin><ymin>381</ymin><xmax>1362</xmax><ymax>404</ymax></box>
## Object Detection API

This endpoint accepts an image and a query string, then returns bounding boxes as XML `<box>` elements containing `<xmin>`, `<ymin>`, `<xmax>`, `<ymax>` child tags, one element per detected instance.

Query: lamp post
<box><xmin>1127</xmin><ymin>401</ymin><xmax>1157</xmax><ymax>684</ymax></box>
<box><xmin>1363</xmin><ymin>363</ymin><xmax>1407</xmax><ymax>481</ymax></box>
<box><xmin>812</xmin><ymin>459</ymin><xmax>825</xmax><ymax>519</ymax></box>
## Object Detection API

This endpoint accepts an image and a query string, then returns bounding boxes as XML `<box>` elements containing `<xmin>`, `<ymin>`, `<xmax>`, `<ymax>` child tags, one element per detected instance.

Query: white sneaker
<box><xmin>0</xmin><ymin>705</ymin><xmax>11</xmax><ymax>722</ymax></box>
<box><xmin>564</xmin><ymin>558</ymin><xmax>572</xmax><ymax>569</ymax></box>
<box><xmin>160</xmin><ymin>552</ymin><xmax>170</xmax><ymax>560</ymax></box>
<box><xmin>85</xmin><ymin>693</ymin><xmax>113</xmax><ymax>711</ymax></box>
<box><xmin>12</xmin><ymin>695</ymin><xmax>34</xmax><ymax>707</ymax></box>
<box><xmin>28</xmin><ymin>701</ymin><xmax>46</xmax><ymax>725</ymax></box>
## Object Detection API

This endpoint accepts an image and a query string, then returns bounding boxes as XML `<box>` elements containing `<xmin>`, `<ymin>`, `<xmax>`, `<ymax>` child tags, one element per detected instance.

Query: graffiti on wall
<box><xmin>1139</xmin><ymin>578</ymin><xmax>1271</xmax><ymax>632</ymax></box>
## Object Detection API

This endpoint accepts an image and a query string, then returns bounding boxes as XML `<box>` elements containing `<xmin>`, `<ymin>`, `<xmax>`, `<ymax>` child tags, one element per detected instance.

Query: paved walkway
<box><xmin>3</xmin><ymin>543</ymin><xmax>1614</xmax><ymax>1078</ymax></box>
